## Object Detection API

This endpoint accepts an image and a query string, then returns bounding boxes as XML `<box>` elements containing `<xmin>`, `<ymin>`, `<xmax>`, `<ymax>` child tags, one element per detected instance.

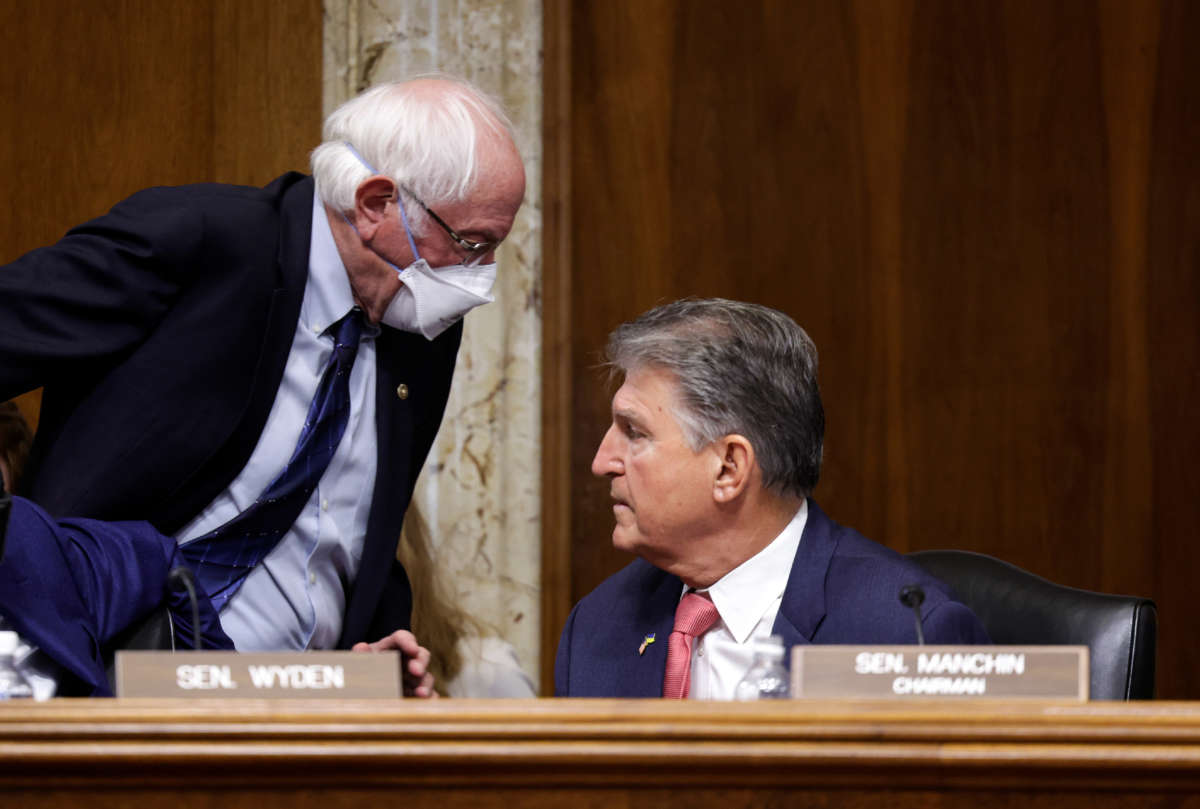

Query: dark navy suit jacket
<box><xmin>0</xmin><ymin>174</ymin><xmax>460</xmax><ymax>645</ymax></box>
<box><xmin>555</xmin><ymin>500</ymin><xmax>990</xmax><ymax>697</ymax></box>
<box><xmin>0</xmin><ymin>496</ymin><xmax>232</xmax><ymax>696</ymax></box>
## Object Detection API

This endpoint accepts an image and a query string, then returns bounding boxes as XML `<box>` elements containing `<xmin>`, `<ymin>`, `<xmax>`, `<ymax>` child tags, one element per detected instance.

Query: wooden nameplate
<box><xmin>791</xmin><ymin>645</ymin><xmax>1088</xmax><ymax>700</ymax></box>
<box><xmin>115</xmin><ymin>650</ymin><xmax>402</xmax><ymax>698</ymax></box>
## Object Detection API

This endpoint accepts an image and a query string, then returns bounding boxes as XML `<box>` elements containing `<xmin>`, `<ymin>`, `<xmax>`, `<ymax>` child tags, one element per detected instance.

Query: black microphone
<box><xmin>167</xmin><ymin>567</ymin><xmax>203</xmax><ymax>651</ymax></box>
<box><xmin>898</xmin><ymin>584</ymin><xmax>926</xmax><ymax>646</ymax></box>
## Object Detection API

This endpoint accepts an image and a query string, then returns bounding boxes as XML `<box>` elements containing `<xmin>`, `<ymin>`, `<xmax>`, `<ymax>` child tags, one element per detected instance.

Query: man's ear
<box><xmin>712</xmin><ymin>434</ymin><xmax>755</xmax><ymax>504</ymax></box>
<box><xmin>351</xmin><ymin>176</ymin><xmax>398</xmax><ymax>239</ymax></box>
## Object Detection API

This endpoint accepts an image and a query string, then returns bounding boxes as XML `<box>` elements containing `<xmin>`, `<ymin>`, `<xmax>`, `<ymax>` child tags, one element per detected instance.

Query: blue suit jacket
<box><xmin>555</xmin><ymin>500</ymin><xmax>990</xmax><ymax>697</ymax></box>
<box><xmin>0</xmin><ymin>175</ymin><xmax>460</xmax><ymax>645</ymax></box>
<box><xmin>0</xmin><ymin>496</ymin><xmax>232</xmax><ymax>696</ymax></box>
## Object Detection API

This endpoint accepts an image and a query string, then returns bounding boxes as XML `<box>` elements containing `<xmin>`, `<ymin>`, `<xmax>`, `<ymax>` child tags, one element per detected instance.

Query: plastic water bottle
<box><xmin>734</xmin><ymin>635</ymin><xmax>790</xmax><ymax>700</ymax></box>
<box><xmin>0</xmin><ymin>631</ymin><xmax>34</xmax><ymax>700</ymax></box>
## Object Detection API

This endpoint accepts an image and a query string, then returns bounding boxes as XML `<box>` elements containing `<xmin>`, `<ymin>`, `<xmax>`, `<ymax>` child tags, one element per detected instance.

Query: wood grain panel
<box><xmin>0</xmin><ymin>0</ymin><xmax>210</xmax><ymax>261</ymax></box>
<box><xmin>0</xmin><ymin>0</ymin><xmax>320</xmax><ymax>257</ymax></box>
<box><xmin>5</xmin><ymin>699</ymin><xmax>1200</xmax><ymax>807</ymax></box>
<box><xmin>546</xmin><ymin>0</ymin><xmax>1200</xmax><ymax>697</ymax></box>
<box><xmin>899</xmin><ymin>1</ymin><xmax>1113</xmax><ymax>574</ymax></box>
<box><xmin>541</xmin><ymin>0</ymin><xmax>576</xmax><ymax>694</ymax></box>
<box><xmin>0</xmin><ymin>0</ymin><xmax>320</xmax><ymax>470</ymax></box>
<box><xmin>1145</xmin><ymin>0</ymin><xmax>1200</xmax><ymax>702</ymax></box>
<box><xmin>212</xmin><ymin>0</ymin><xmax>323</xmax><ymax>186</ymax></box>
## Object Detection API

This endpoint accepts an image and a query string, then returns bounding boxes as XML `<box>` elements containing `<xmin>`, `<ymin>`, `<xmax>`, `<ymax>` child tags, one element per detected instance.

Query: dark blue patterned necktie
<box><xmin>182</xmin><ymin>309</ymin><xmax>365</xmax><ymax>611</ymax></box>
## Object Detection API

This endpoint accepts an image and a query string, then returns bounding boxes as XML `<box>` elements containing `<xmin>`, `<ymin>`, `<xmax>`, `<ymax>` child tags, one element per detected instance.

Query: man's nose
<box><xmin>591</xmin><ymin>426</ymin><xmax>621</xmax><ymax>477</ymax></box>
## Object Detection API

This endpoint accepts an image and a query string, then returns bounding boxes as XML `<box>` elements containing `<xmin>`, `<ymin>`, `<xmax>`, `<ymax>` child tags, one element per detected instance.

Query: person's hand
<box><xmin>352</xmin><ymin>629</ymin><xmax>437</xmax><ymax>698</ymax></box>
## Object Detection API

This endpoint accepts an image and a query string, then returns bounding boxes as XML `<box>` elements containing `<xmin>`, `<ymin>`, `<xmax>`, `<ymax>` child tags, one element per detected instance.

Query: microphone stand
<box><xmin>167</xmin><ymin>567</ymin><xmax>203</xmax><ymax>651</ymax></box>
<box><xmin>898</xmin><ymin>584</ymin><xmax>926</xmax><ymax>646</ymax></box>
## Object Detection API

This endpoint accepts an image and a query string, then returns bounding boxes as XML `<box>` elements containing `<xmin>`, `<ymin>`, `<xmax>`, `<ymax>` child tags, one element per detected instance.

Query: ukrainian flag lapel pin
<box><xmin>638</xmin><ymin>633</ymin><xmax>656</xmax><ymax>656</ymax></box>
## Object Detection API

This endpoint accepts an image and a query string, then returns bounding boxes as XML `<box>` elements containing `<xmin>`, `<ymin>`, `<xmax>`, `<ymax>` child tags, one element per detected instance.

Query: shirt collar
<box><xmin>698</xmin><ymin>498</ymin><xmax>808</xmax><ymax>643</ymax></box>
<box><xmin>304</xmin><ymin>194</ymin><xmax>363</xmax><ymax>335</ymax></box>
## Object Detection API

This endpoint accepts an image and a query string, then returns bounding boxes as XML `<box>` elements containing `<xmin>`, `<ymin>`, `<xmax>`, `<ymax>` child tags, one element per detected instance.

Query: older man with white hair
<box><xmin>0</xmin><ymin>76</ymin><xmax>525</xmax><ymax>696</ymax></box>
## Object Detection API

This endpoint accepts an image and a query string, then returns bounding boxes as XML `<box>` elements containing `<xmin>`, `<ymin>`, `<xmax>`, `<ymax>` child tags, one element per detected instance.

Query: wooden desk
<box><xmin>3</xmin><ymin>699</ymin><xmax>1200</xmax><ymax>807</ymax></box>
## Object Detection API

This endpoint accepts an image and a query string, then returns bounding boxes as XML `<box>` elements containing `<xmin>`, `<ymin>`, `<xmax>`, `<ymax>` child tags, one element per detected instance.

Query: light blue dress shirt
<box><xmin>177</xmin><ymin>193</ymin><xmax>380</xmax><ymax>651</ymax></box>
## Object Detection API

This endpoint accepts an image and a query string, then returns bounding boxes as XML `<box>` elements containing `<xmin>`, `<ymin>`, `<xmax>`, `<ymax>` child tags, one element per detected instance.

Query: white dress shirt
<box><xmin>688</xmin><ymin>499</ymin><xmax>808</xmax><ymax>700</ymax></box>
<box><xmin>177</xmin><ymin>194</ymin><xmax>379</xmax><ymax>651</ymax></box>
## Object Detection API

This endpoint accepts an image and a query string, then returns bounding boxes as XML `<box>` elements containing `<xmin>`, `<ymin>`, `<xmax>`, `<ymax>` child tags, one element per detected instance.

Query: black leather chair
<box><xmin>908</xmin><ymin>549</ymin><xmax>1157</xmax><ymax>700</ymax></box>
<box><xmin>103</xmin><ymin>608</ymin><xmax>175</xmax><ymax>691</ymax></box>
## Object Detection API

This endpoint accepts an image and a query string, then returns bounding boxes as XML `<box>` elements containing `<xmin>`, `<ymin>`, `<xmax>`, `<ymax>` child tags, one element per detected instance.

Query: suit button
<box><xmin>396</xmin><ymin>383</ymin><xmax>409</xmax><ymax>400</ymax></box>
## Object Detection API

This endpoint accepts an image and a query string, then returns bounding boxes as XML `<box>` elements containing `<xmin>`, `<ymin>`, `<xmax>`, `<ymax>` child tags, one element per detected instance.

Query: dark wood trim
<box><xmin>539</xmin><ymin>0</ymin><xmax>574</xmax><ymax>696</ymax></box>
<box><xmin>5</xmin><ymin>699</ymin><xmax>1200</xmax><ymax>804</ymax></box>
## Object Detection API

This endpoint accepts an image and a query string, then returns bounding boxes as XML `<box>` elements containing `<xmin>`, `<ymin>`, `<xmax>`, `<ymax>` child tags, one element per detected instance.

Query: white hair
<box><xmin>310</xmin><ymin>76</ymin><xmax>515</xmax><ymax>230</ymax></box>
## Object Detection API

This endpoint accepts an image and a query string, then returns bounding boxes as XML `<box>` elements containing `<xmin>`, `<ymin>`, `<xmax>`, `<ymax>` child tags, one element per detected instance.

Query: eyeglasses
<box><xmin>401</xmin><ymin>186</ymin><xmax>498</xmax><ymax>267</ymax></box>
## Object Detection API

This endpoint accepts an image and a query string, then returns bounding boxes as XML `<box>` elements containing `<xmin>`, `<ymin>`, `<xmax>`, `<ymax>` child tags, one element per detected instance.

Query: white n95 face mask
<box><xmin>381</xmin><ymin>257</ymin><xmax>496</xmax><ymax>340</ymax></box>
<box><xmin>339</xmin><ymin>140</ymin><xmax>498</xmax><ymax>340</ymax></box>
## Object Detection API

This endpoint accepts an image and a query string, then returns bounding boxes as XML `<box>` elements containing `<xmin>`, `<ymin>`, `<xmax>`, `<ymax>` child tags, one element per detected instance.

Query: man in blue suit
<box><xmin>0</xmin><ymin>77</ymin><xmax>524</xmax><ymax>687</ymax></box>
<box><xmin>0</xmin><ymin>491</ymin><xmax>232</xmax><ymax>697</ymax></box>
<box><xmin>555</xmin><ymin>299</ymin><xmax>988</xmax><ymax>698</ymax></box>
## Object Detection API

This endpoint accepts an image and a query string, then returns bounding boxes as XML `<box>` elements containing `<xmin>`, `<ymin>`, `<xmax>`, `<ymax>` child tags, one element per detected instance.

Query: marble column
<box><xmin>323</xmin><ymin>0</ymin><xmax>543</xmax><ymax>686</ymax></box>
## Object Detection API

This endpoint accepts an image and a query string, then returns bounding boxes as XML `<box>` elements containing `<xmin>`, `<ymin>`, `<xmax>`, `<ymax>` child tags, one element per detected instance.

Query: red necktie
<box><xmin>662</xmin><ymin>592</ymin><xmax>721</xmax><ymax>699</ymax></box>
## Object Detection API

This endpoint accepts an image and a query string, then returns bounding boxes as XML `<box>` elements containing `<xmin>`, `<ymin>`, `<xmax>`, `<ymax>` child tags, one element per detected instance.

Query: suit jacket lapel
<box><xmin>771</xmin><ymin>499</ymin><xmax>837</xmax><ymax>646</ymax></box>
<box><xmin>338</xmin><ymin>322</ymin><xmax>461</xmax><ymax>645</ymax></box>
<box><xmin>337</xmin><ymin>329</ymin><xmax>415</xmax><ymax>644</ymax></box>
<box><xmin>157</xmin><ymin>177</ymin><xmax>311</xmax><ymax>531</ymax></box>
<box><xmin>621</xmin><ymin>570</ymin><xmax>682</xmax><ymax>697</ymax></box>
<box><xmin>630</xmin><ymin>503</ymin><xmax>841</xmax><ymax>694</ymax></box>
<box><xmin>217</xmin><ymin>175</ymin><xmax>312</xmax><ymax>480</ymax></box>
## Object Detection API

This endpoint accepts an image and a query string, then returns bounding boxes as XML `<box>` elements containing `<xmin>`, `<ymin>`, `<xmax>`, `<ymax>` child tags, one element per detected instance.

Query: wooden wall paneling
<box><xmin>0</xmin><ymin>0</ymin><xmax>212</xmax><ymax>262</ymax></box>
<box><xmin>566</xmin><ymin>0</ymin><xmax>678</xmax><ymax>609</ymax></box>
<box><xmin>211</xmin><ymin>0</ymin><xmax>323</xmax><ymax>185</ymax></box>
<box><xmin>1145</xmin><ymin>0</ymin><xmax>1200</xmax><ymax>701</ymax></box>
<box><xmin>0</xmin><ymin>0</ymin><xmax>321</xmax><ymax>469</ymax></box>
<box><xmin>541</xmin><ymin>0</ymin><xmax>575</xmax><ymax>694</ymax></box>
<box><xmin>1099</xmin><ymin>0</ymin><xmax>1161</xmax><ymax>604</ymax></box>
<box><xmin>0</xmin><ymin>0</ymin><xmax>321</xmax><ymax>271</ymax></box>
<box><xmin>851</xmin><ymin>0</ymin><xmax>918</xmax><ymax>550</ymax></box>
<box><xmin>1096</xmin><ymin>0</ymin><xmax>1159</xmax><ymax>606</ymax></box>
<box><xmin>898</xmin><ymin>2</ymin><xmax>1114</xmax><ymax>574</ymax></box>
<box><xmin>0</xmin><ymin>0</ymin><xmax>211</xmax><ymax>447</ymax></box>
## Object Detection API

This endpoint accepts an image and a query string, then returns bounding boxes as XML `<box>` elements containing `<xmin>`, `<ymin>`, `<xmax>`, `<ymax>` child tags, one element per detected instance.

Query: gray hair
<box><xmin>606</xmin><ymin>298</ymin><xmax>824</xmax><ymax>499</ymax></box>
<box><xmin>310</xmin><ymin>75</ymin><xmax>515</xmax><ymax>232</ymax></box>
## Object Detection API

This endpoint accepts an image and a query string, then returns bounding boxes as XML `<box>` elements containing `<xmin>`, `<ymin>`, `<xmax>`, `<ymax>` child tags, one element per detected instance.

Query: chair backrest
<box><xmin>103</xmin><ymin>608</ymin><xmax>175</xmax><ymax>692</ymax></box>
<box><xmin>907</xmin><ymin>549</ymin><xmax>1157</xmax><ymax>700</ymax></box>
